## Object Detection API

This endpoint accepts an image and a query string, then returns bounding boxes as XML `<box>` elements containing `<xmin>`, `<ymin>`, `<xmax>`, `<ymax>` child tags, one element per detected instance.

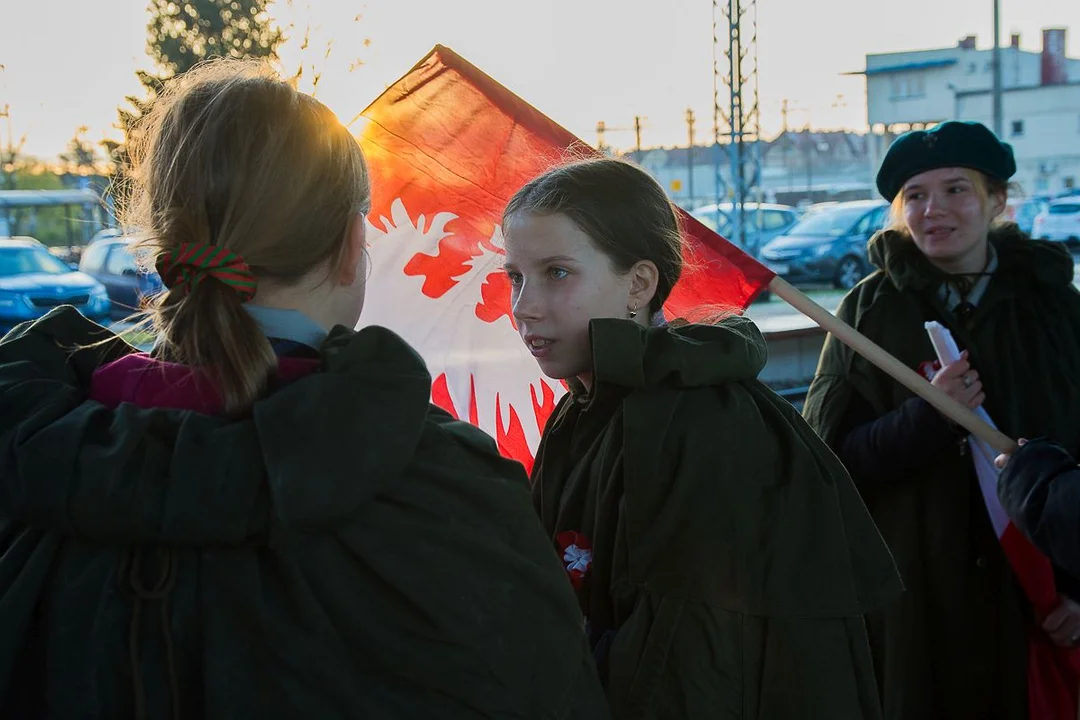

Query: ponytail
<box><xmin>122</xmin><ymin>59</ymin><xmax>371</xmax><ymax>417</ymax></box>
<box><xmin>151</xmin><ymin>280</ymin><xmax>277</xmax><ymax>417</ymax></box>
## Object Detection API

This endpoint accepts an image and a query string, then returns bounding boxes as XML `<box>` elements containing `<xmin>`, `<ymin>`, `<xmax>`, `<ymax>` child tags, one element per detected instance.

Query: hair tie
<box><xmin>156</xmin><ymin>243</ymin><xmax>257</xmax><ymax>301</ymax></box>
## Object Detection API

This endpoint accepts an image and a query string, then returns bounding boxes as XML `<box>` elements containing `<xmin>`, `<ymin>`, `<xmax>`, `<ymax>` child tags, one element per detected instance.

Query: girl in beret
<box><xmin>803</xmin><ymin>120</ymin><xmax>1080</xmax><ymax>719</ymax></box>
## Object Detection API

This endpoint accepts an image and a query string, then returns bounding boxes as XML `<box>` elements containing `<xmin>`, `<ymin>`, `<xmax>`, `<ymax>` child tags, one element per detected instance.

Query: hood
<box><xmin>0</xmin><ymin>307</ymin><xmax>443</xmax><ymax>541</ymax></box>
<box><xmin>589</xmin><ymin>315</ymin><xmax>767</xmax><ymax>391</ymax></box>
<box><xmin>0</xmin><ymin>271</ymin><xmax>100</xmax><ymax>293</ymax></box>
<box><xmin>866</xmin><ymin>223</ymin><xmax>1074</xmax><ymax>293</ymax></box>
<box><xmin>86</xmin><ymin>324</ymin><xmax>436</xmax><ymax>530</ymax></box>
<box><xmin>89</xmin><ymin>353</ymin><xmax>321</xmax><ymax>413</ymax></box>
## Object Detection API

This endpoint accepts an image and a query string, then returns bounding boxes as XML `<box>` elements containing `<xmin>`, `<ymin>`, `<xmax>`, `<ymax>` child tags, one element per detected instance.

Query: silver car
<box><xmin>690</xmin><ymin>202</ymin><xmax>799</xmax><ymax>252</ymax></box>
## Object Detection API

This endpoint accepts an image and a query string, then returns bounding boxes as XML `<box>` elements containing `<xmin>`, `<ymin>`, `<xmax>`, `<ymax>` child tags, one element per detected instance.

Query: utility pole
<box><xmin>0</xmin><ymin>104</ymin><xmax>11</xmax><ymax>190</ymax></box>
<box><xmin>781</xmin><ymin>99</ymin><xmax>793</xmax><ymax>192</ymax></box>
<box><xmin>686</xmin><ymin>108</ymin><xmax>696</xmax><ymax>207</ymax></box>
<box><xmin>991</xmin><ymin>0</ymin><xmax>1003</xmax><ymax>136</ymax></box>
<box><xmin>597</xmin><ymin>118</ymin><xmax>645</xmax><ymax>155</ymax></box>
<box><xmin>713</xmin><ymin>0</ymin><xmax>762</xmax><ymax>254</ymax></box>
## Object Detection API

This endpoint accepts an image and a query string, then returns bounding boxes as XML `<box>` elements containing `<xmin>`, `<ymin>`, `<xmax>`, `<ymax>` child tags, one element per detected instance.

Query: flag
<box><xmin>353</xmin><ymin>45</ymin><xmax>774</xmax><ymax>472</ymax></box>
<box><xmin>927</xmin><ymin>322</ymin><xmax>1080</xmax><ymax>720</ymax></box>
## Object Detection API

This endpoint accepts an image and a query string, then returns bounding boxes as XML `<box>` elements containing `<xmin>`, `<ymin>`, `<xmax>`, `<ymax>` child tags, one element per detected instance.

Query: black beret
<box><xmin>875</xmin><ymin>121</ymin><xmax>1016</xmax><ymax>202</ymax></box>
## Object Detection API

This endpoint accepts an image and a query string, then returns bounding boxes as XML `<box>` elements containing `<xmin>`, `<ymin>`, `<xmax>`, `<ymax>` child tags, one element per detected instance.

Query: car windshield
<box><xmin>0</xmin><ymin>247</ymin><xmax>72</xmax><ymax>277</ymax></box>
<box><xmin>786</xmin><ymin>205</ymin><xmax>870</xmax><ymax>236</ymax></box>
<box><xmin>692</xmin><ymin>209</ymin><xmax>733</xmax><ymax>236</ymax></box>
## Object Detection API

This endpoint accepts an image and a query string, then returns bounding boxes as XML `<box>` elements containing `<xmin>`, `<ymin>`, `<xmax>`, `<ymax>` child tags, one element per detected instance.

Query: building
<box><xmin>624</xmin><ymin>129</ymin><xmax>873</xmax><ymax>210</ymax></box>
<box><xmin>955</xmin><ymin>83</ymin><xmax>1080</xmax><ymax>194</ymax></box>
<box><xmin>852</xmin><ymin>29</ymin><xmax>1080</xmax><ymax>195</ymax></box>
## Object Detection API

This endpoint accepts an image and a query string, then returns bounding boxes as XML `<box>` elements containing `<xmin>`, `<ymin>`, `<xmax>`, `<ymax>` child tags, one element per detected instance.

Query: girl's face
<box><xmin>503</xmin><ymin>211</ymin><xmax>654</xmax><ymax>389</ymax></box>
<box><xmin>900</xmin><ymin>167</ymin><xmax>1004</xmax><ymax>273</ymax></box>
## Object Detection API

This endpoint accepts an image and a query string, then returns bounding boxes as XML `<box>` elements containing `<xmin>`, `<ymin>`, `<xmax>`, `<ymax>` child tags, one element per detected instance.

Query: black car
<box><xmin>79</xmin><ymin>235</ymin><xmax>164</xmax><ymax>320</ymax></box>
<box><xmin>759</xmin><ymin>200</ymin><xmax>889</xmax><ymax>290</ymax></box>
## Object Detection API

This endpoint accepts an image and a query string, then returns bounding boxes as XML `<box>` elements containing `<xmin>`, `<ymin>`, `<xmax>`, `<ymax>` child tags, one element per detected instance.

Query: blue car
<box><xmin>0</xmin><ymin>237</ymin><xmax>111</xmax><ymax>335</ymax></box>
<box><xmin>760</xmin><ymin>200</ymin><xmax>889</xmax><ymax>290</ymax></box>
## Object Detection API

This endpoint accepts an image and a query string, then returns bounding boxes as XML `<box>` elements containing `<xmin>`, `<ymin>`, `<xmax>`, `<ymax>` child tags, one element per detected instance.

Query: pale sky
<box><xmin>2</xmin><ymin>0</ymin><xmax>1078</xmax><ymax>162</ymax></box>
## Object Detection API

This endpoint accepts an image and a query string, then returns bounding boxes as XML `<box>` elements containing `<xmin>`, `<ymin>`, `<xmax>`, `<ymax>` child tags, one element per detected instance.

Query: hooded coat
<box><xmin>0</xmin><ymin>306</ymin><xmax>608</xmax><ymax>719</ymax></box>
<box><xmin>531</xmin><ymin>316</ymin><xmax>903</xmax><ymax>719</ymax></box>
<box><xmin>803</xmin><ymin>225</ymin><xmax>1080</xmax><ymax>719</ymax></box>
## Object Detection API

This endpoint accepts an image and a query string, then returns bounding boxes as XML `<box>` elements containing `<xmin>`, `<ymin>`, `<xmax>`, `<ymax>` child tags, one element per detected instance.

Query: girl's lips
<box><xmin>524</xmin><ymin>335</ymin><xmax>555</xmax><ymax>358</ymax></box>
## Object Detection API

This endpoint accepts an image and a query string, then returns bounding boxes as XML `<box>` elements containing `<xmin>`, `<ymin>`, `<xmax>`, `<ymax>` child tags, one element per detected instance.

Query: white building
<box><xmin>851</xmin><ymin>29</ymin><xmax>1080</xmax><ymax>195</ymax></box>
<box><xmin>955</xmin><ymin>83</ymin><xmax>1080</xmax><ymax>194</ymax></box>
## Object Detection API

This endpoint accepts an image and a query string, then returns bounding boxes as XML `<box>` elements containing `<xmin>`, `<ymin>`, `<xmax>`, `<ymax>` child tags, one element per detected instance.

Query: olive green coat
<box><xmin>803</xmin><ymin>226</ymin><xmax>1080</xmax><ymax>719</ymax></box>
<box><xmin>533</xmin><ymin>316</ymin><xmax>903</xmax><ymax>719</ymax></box>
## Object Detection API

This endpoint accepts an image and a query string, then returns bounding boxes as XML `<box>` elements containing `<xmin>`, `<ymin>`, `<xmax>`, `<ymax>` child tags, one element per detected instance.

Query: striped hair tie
<box><xmin>156</xmin><ymin>243</ymin><xmax>257</xmax><ymax>301</ymax></box>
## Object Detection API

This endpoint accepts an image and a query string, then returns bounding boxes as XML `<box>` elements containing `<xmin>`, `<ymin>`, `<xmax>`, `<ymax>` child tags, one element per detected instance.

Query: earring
<box><xmin>628</xmin><ymin>306</ymin><xmax>638</xmax><ymax>319</ymax></box>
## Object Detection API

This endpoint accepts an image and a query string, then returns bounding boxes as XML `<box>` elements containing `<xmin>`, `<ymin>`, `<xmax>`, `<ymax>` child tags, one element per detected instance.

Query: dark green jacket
<box><xmin>0</xmin><ymin>307</ymin><xmax>608</xmax><ymax>719</ymax></box>
<box><xmin>532</xmin><ymin>316</ymin><xmax>902</xmax><ymax>719</ymax></box>
<box><xmin>803</xmin><ymin>226</ymin><xmax>1080</xmax><ymax>720</ymax></box>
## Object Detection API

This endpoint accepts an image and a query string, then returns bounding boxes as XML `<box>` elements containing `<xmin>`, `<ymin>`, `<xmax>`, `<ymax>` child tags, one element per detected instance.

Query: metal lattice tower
<box><xmin>712</xmin><ymin>0</ymin><xmax>763</xmax><ymax>255</ymax></box>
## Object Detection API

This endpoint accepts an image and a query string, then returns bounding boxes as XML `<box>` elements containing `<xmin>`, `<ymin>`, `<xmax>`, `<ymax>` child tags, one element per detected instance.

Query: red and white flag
<box><xmin>353</xmin><ymin>45</ymin><xmax>773</xmax><ymax>472</ymax></box>
<box><xmin>927</xmin><ymin>322</ymin><xmax>1080</xmax><ymax>720</ymax></box>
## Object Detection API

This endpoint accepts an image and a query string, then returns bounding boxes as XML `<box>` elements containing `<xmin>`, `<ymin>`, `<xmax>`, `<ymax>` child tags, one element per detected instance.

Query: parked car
<box><xmin>691</xmin><ymin>202</ymin><xmax>799</xmax><ymax>250</ymax></box>
<box><xmin>0</xmin><ymin>237</ymin><xmax>111</xmax><ymax>335</ymax></box>
<box><xmin>1004</xmin><ymin>198</ymin><xmax>1049</xmax><ymax>236</ymax></box>
<box><xmin>1032</xmin><ymin>198</ymin><xmax>1080</xmax><ymax>247</ymax></box>
<box><xmin>80</xmin><ymin>234</ymin><xmax>163</xmax><ymax>320</ymax></box>
<box><xmin>759</xmin><ymin>200</ymin><xmax>889</xmax><ymax>290</ymax></box>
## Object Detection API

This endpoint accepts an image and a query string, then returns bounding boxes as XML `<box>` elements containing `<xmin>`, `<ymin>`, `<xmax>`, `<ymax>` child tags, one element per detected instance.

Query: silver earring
<box><xmin>628</xmin><ymin>307</ymin><xmax>638</xmax><ymax>319</ymax></box>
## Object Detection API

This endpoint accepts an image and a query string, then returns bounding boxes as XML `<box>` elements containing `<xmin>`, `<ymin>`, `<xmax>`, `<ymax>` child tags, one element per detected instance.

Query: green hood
<box><xmin>588</xmin><ymin>315</ymin><xmax>767</xmax><ymax>391</ymax></box>
<box><xmin>866</xmin><ymin>223</ymin><xmax>1074</xmax><ymax>294</ymax></box>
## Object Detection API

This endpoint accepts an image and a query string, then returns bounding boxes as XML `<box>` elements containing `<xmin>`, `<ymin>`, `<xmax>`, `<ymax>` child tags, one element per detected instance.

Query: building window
<box><xmin>968</xmin><ymin>62</ymin><xmax>977</xmax><ymax>74</ymax></box>
<box><xmin>1011</xmin><ymin>120</ymin><xmax>1024</xmax><ymax>137</ymax></box>
<box><xmin>1066</xmin><ymin>177</ymin><xmax>1077</xmax><ymax>190</ymax></box>
<box><xmin>890</xmin><ymin>73</ymin><xmax>926</xmax><ymax>100</ymax></box>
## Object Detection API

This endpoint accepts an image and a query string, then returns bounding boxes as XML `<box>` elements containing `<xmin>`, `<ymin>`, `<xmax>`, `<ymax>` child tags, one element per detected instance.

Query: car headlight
<box><xmin>0</xmin><ymin>290</ymin><xmax>28</xmax><ymax>312</ymax></box>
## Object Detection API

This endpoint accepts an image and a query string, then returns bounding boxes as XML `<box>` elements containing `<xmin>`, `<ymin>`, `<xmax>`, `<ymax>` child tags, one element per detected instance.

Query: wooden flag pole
<box><xmin>767</xmin><ymin>276</ymin><xmax>1019</xmax><ymax>455</ymax></box>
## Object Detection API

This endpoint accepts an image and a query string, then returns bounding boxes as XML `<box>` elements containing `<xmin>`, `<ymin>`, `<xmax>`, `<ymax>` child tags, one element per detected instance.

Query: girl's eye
<box><xmin>549</xmin><ymin>267</ymin><xmax>569</xmax><ymax>280</ymax></box>
<box><xmin>506</xmin><ymin>271</ymin><xmax>523</xmax><ymax>287</ymax></box>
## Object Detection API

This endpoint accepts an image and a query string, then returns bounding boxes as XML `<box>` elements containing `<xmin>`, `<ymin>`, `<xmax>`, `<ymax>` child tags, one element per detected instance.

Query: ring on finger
<box><xmin>963</xmin><ymin>374</ymin><xmax>974</xmax><ymax>388</ymax></box>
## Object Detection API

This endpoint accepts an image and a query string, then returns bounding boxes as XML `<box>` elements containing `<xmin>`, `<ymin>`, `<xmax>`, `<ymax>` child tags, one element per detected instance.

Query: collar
<box><xmin>935</xmin><ymin>243</ymin><xmax>999</xmax><ymax>311</ymax></box>
<box><xmin>244</xmin><ymin>304</ymin><xmax>328</xmax><ymax>350</ymax></box>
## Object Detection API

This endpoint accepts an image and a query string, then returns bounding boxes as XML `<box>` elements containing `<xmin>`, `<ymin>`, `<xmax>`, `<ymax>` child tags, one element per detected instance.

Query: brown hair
<box><xmin>502</xmin><ymin>157</ymin><xmax>683</xmax><ymax>314</ymax></box>
<box><xmin>124</xmin><ymin>59</ymin><xmax>370</xmax><ymax>416</ymax></box>
<box><xmin>887</xmin><ymin>168</ymin><xmax>1012</xmax><ymax>232</ymax></box>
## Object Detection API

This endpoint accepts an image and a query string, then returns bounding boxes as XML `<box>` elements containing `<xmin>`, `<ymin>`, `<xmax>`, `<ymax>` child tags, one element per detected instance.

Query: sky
<box><xmin>2</xmin><ymin>0</ymin><xmax>1079</xmax><ymax>162</ymax></box>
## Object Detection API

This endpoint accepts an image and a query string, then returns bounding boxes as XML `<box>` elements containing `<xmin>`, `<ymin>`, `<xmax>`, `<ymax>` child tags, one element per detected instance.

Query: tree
<box><xmin>60</xmin><ymin>126</ymin><xmax>99</xmax><ymax>175</ymax></box>
<box><xmin>102</xmin><ymin>1</ymin><xmax>285</xmax><ymax>190</ymax></box>
<box><xmin>146</xmin><ymin>0</ymin><xmax>284</xmax><ymax>77</ymax></box>
<box><xmin>0</xmin><ymin>103</ymin><xmax>27</xmax><ymax>192</ymax></box>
